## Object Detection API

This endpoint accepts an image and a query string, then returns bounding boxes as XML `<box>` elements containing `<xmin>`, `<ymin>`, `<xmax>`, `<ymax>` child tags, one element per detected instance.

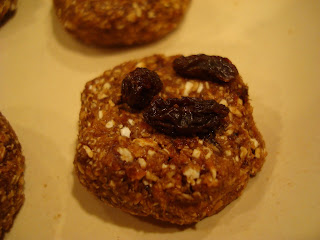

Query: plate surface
<box><xmin>1</xmin><ymin>0</ymin><xmax>320</xmax><ymax>239</ymax></box>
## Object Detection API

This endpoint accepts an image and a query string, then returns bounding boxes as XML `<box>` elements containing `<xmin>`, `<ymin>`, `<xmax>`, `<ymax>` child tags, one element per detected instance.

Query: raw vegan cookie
<box><xmin>0</xmin><ymin>112</ymin><xmax>24</xmax><ymax>239</ymax></box>
<box><xmin>53</xmin><ymin>0</ymin><xmax>191</xmax><ymax>47</ymax></box>
<box><xmin>0</xmin><ymin>0</ymin><xmax>17</xmax><ymax>25</ymax></box>
<box><xmin>74</xmin><ymin>54</ymin><xmax>267</xmax><ymax>225</ymax></box>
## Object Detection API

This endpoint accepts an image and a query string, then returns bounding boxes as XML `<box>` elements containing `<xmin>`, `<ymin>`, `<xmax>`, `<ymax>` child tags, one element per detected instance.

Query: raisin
<box><xmin>143</xmin><ymin>97</ymin><xmax>229</xmax><ymax>137</ymax></box>
<box><xmin>173</xmin><ymin>54</ymin><xmax>239</xmax><ymax>83</ymax></box>
<box><xmin>121</xmin><ymin>68</ymin><xmax>163</xmax><ymax>109</ymax></box>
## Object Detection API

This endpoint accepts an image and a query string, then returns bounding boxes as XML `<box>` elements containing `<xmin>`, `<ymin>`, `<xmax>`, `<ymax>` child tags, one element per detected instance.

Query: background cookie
<box><xmin>53</xmin><ymin>0</ymin><xmax>191</xmax><ymax>47</ymax></box>
<box><xmin>74</xmin><ymin>54</ymin><xmax>267</xmax><ymax>225</ymax></box>
<box><xmin>0</xmin><ymin>112</ymin><xmax>24</xmax><ymax>239</ymax></box>
<box><xmin>0</xmin><ymin>0</ymin><xmax>17</xmax><ymax>25</ymax></box>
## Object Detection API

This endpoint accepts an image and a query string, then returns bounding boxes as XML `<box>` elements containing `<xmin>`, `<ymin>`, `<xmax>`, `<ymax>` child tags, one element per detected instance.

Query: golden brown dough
<box><xmin>53</xmin><ymin>0</ymin><xmax>191</xmax><ymax>47</ymax></box>
<box><xmin>74</xmin><ymin>54</ymin><xmax>267</xmax><ymax>225</ymax></box>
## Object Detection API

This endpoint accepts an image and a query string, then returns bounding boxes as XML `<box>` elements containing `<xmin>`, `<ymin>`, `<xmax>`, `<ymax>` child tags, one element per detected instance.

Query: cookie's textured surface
<box><xmin>0</xmin><ymin>0</ymin><xmax>17</xmax><ymax>24</ymax></box>
<box><xmin>0</xmin><ymin>112</ymin><xmax>24</xmax><ymax>239</ymax></box>
<box><xmin>74</xmin><ymin>55</ymin><xmax>267</xmax><ymax>225</ymax></box>
<box><xmin>53</xmin><ymin>0</ymin><xmax>190</xmax><ymax>47</ymax></box>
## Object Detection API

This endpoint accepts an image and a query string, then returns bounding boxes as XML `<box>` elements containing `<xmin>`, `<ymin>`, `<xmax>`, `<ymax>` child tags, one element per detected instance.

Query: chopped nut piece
<box><xmin>120</xmin><ymin>127</ymin><xmax>131</xmax><ymax>138</ymax></box>
<box><xmin>77</xmin><ymin>163</ymin><xmax>85</xmax><ymax>174</ymax></box>
<box><xmin>128</xmin><ymin>119</ymin><xmax>135</xmax><ymax>125</ymax></box>
<box><xmin>133</xmin><ymin>138</ymin><xmax>157</xmax><ymax>147</ymax></box>
<box><xmin>103</xmin><ymin>82</ymin><xmax>111</xmax><ymax>89</ymax></box>
<box><xmin>163</xmin><ymin>149</ymin><xmax>170</xmax><ymax>154</ymax></box>
<box><xmin>98</xmin><ymin>93</ymin><xmax>108</xmax><ymax>100</ymax></box>
<box><xmin>98</xmin><ymin>110</ymin><xmax>103</xmax><ymax>119</ymax></box>
<box><xmin>197</xmin><ymin>83</ymin><xmax>204</xmax><ymax>93</ymax></box>
<box><xmin>148</xmin><ymin>150</ymin><xmax>156</xmax><ymax>156</ymax></box>
<box><xmin>106</xmin><ymin>120</ymin><xmax>115</xmax><ymax>128</ymax></box>
<box><xmin>117</xmin><ymin>148</ymin><xmax>133</xmax><ymax>162</ymax></box>
<box><xmin>0</xmin><ymin>145</ymin><xmax>6</xmax><ymax>161</ymax></box>
<box><xmin>192</xmin><ymin>148</ymin><xmax>201</xmax><ymax>158</ymax></box>
<box><xmin>181</xmin><ymin>193</ymin><xmax>193</xmax><ymax>200</ymax></box>
<box><xmin>251</xmin><ymin>138</ymin><xmax>260</xmax><ymax>148</ymax></box>
<box><xmin>237</xmin><ymin>98</ymin><xmax>243</xmax><ymax>105</ymax></box>
<box><xmin>83</xmin><ymin>145</ymin><xmax>93</xmax><ymax>158</ymax></box>
<box><xmin>229</xmin><ymin>106</ymin><xmax>243</xmax><ymax>117</ymax></box>
<box><xmin>165</xmin><ymin>183</ymin><xmax>174</xmax><ymax>189</ymax></box>
<box><xmin>169</xmin><ymin>165</ymin><xmax>176</xmax><ymax>170</ymax></box>
<box><xmin>136</xmin><ymin>62</ymin><xmax>146</xmax><ymax>68</ymax></box>
<box><xmin>183</xmin><ymin>81</ymin><xmax>193</xmax><ymax>96</ymax></box>
<box><xmin>148</xmin><ymin>11</ymin><xmax>155</xmax><ymax>18</ymax></box>
<box><xmin>146</xmin><ymin>171</ymin><xmax>159</xmax><ymax>182</ymax></box>
<box><xmin>219</xmin><ymin>99</ymin><xmax>228</xmax><ymax>106</ymax></box>
<box><xmin>240</xmin><ymin>147</ymin><xmax>248</xmax><ymax>159</ymax></box>
<box><xmin>109</xmin><ymin>100</ymin><xmax>115</xmax><ymax>107</ymax></box>
<box><xmin>162</xmin><ymin>163</ymin><xmax>168</xmax><ymax>169</ymax></box>
<box><xmin>183</xmin><ymin>167</ymin><xmax>200</xmax><ymax>185</ymax></box>
<box><xmin>205</xmin><ymin>148</ymin><xmax>213</xmax><ymax>159</ymax></box>
<box><xmin>132</xmin><ymin>2</ymin><xmax>142</xmax><ymax>17</ymax></box>
<box><xmin>226</xmin><ymin>129</ymin><xmax>233</xmax><ymax>136</ymax></box>
<box><xmin>210</xmin><ymin>168</ymin><xmax>217</xmax><ymax>180</ymax></box>
<box><xmin>255</xmin><ymin>148</ymin><xmax>261</xmax><ymax>158</ymax></box>
<box><xmin>138</xmin><ymin>158</ymin><xmax>147</xmax><ymax>168</ymax></box>
<box><xmin>225</xmin><ymin>150</ymin><xmax>232</xmax><ymax>157</ymax></box>
<box><xmin>109</xmin><ymin>180</ymin><xmax>115</xmax><ymax>187</ymax></box>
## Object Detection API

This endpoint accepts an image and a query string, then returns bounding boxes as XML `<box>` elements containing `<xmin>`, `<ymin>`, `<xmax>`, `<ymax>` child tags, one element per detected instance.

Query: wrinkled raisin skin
<box><xmin>121</xmin><ymin>68</ymin><xmax>163</xmax><ymax>109</ymax></box>
<box><xmin>173</xmin><ymin>54</ymin><xmax>239</xmax><ymax>83</ymax></box>
<box><xmin>144</xmin><ymin>97</ymin><xmax>229</xmax><ymax>137</ymax></box>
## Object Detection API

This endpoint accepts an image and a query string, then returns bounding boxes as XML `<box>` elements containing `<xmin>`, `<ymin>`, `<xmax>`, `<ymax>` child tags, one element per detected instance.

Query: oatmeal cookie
<box><xmin>53</xmin><ymin>0</ymin><xmax>191</xmax><ymax>47</ymax></box>
<box><xmin>74</xmin><ymin>54</ymin><xmax>267</xmax><ymax>225</ymax></box>
<box><xmin>0</xmin><ymin>0</ymin><xmax>17</xmax><ymax>25</ymax></box>
<box><xmin>0</xmin><ymin>112</ymin><xmax>24</xmax><ymax>239</ymax></box>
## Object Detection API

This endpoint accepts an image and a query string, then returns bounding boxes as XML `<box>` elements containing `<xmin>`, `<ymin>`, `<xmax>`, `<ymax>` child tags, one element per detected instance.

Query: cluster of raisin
<box><xmin>121</xmin><ymin>54</ymin><xmax>235</xmax><ymax>138</ymax></box>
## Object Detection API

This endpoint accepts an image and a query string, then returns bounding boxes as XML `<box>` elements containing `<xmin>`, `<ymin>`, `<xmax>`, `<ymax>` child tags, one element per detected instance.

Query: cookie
<box><xmin>74</xmin><ymin>54</ymin><xmax>267</xmax><ymax>225</ymax></box>
<box><xmin>53</xmin><ymin>0</ymin><xmax>191</xmax><ymax>47</ymax></box>
<box><xmin>0</xmin><ymin>0</ymin><xmax>17</xmax><ymax>25</ymax></box>
<box><xmin>0</xmin><ymin>112</ymin><xmax>24</xmax><ymax>238</ymax></box>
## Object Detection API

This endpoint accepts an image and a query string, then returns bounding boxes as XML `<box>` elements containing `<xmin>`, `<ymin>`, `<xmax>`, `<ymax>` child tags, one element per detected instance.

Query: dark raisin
<box><xmin>173</xmin><ymin>54</ymin><xmax>239</xmax><ymax>83</ymax></box>
<box><xmin>121</xmin><ymin>68</ymin><xmax>163</xmax><ymax>109</ymax></box>
<box><xmin>143</xmin><ymin>97</ymin><xmax>229</xmax><ymax>137</ymax></box>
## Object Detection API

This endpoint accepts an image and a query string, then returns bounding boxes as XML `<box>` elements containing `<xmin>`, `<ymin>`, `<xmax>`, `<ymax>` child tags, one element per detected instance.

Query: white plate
<box><xmin>1</xmin><ymin>0</ymin><xmax>320</xmax><ymax>239</ymax></box>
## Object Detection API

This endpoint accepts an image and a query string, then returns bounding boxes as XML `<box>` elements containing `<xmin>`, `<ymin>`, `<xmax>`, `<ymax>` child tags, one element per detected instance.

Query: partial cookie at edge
<box><xmin>0</xmin><ymin>112</ymin><xmax>24</xmax><ymax>239</ymax></box>
<box><xmin>0</xmin><ymin>0</ymin><xmax>17</xmax><ymax>25</ymax></box>
<box><xmin>53</xmin><ymin>0</ymin><xmax>191</xmax><ymax>47</ymax></box>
